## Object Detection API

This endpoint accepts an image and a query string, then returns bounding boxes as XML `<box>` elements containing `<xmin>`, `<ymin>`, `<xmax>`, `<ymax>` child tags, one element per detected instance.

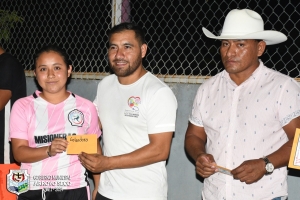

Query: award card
<box><xmin>66</xmin><ymin>134</ymin><xmax>97</xmax><ymax>154</ymax></box>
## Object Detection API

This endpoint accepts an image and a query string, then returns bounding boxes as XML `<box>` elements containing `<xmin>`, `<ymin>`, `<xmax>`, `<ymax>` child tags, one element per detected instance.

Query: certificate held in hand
<box><xmin>288</xmin><ymin>128</ymin><xmax>300</xmax><ymax>170</ymax></box>
<box><xmin>66</xmin><ymin>134</ymin><xmax>98</xmax><ymax>154</ymax></box>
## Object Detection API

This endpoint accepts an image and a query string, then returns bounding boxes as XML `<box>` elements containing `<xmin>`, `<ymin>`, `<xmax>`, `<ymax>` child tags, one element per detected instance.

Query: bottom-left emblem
<box><xmin>7</xmin><ymin>169</ymin><xmax>29</xmax><ymax>195</ymax></box>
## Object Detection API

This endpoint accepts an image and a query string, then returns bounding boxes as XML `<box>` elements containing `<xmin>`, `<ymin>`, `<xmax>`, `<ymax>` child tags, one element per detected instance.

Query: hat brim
<box><xmin>202</xmin><ymin>27</ymin><xmax>287</xmax><ymax>45</ymax></box>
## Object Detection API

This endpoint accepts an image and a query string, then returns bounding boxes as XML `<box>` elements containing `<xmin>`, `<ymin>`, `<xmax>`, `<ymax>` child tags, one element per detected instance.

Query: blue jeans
<box><xmin>272</xmin><ymin>197</ymin><xmax>286</xmax><ymax>200</ymax></box>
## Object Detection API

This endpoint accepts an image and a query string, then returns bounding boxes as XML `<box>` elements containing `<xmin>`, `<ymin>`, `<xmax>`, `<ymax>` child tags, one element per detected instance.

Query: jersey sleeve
<box><xmin>147</xmin><ymin>87</ymin><xmax>177</xmax><ymax>134</ymax></box>
<box><xmin>87</xmin><ymin>102</ymin><xmax>102</xmax><ymax>138</ymax></box>
<box><xmin>9</xmin><ymin>98</ymin><xmax>29</xmax><ymax>140</ymax></box>
<box><xmin>277</xmin><ymin>78</ymin><xmax>300</xmax><ymax>126</ymax></box>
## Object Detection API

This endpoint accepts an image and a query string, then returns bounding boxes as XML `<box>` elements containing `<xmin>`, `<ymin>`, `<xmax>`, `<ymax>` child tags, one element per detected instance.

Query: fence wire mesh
<box><xmin>0</xmin><ymin>0</ymin><xmax>299</xmax><ymax>82</ymax></box>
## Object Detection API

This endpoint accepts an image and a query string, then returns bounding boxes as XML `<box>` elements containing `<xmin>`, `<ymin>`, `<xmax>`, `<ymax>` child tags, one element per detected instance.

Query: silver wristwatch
<box><xmin>261</xmin><ymin>156</ymin><xmax>274</xmax><ymax>175</ymax></box>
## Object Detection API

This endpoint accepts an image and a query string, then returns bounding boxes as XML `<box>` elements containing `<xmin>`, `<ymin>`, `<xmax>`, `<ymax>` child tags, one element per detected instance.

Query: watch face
<box><xmin>266</xmin><ymin>163</ymin><xmax>274</xmax><ymax>172</ymax></box>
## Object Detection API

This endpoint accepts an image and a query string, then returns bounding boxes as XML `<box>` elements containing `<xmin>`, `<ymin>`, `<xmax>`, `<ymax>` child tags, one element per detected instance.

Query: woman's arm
<box><xmin>11</xmin><ymin>137</ymin><xmax>68</xmax><ymax>163</ymax></box>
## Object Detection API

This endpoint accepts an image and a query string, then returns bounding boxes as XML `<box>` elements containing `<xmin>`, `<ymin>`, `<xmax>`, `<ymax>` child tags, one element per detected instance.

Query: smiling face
<box><xmin>34</xmin><ymin>51</ymin><xmax>72</xmax><ymax>97</ymax></box>
<box><xmin>220</xmin><ymin>39</ymin><xmax>266</xmax><ymax>85</ymax></box>
<box><xmin>108</xmin><ymin>30</ymin><xmax>147</xmax><ymax>80</ymax></box>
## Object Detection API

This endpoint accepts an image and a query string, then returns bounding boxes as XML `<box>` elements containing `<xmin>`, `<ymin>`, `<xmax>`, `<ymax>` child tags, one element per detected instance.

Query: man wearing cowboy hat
<box><xmin>185</xmin><ymin>9</ymin><xmax>300</xmax><ymax>200</ymax></box>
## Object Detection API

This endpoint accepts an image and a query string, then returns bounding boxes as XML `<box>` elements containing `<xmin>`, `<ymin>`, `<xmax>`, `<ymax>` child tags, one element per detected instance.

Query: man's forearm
<box><xmin>266</xmin><ymin>140</ymin><xmax>293</xmax><ymax>169</ymax></box>
<box><xmin>185</xmin><ymin>134</ymin><xmax>206</xmax><ymax>162</ymax></box>
<box><xmin>0</xmin><ymin>89</ymin><xmax>12</xmax><ymax>111</ymax></box>
<box><xmin>106</xmin><ymin>132</ymin><xmax>173</xmax><ymax>170</ymax></box>
<box><xmin>108</xmin><ymin>144</ymin><xmax>169</xmax><ymax>169</ymax></box>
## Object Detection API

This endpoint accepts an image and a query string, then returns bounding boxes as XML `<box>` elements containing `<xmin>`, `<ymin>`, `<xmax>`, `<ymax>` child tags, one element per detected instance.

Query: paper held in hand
<box><xmin>66</xmin><ymin>134</ymin><xmax>97</xmax><ymax>154</ymax></box>
<box><xmin>288</xmin><ymin>128</ymin><xmax>300</xmax><ymax>170</ymax></box>
<box><xmin>217</xmin><ymin>165</ymin><xmax>232</xmax><ymax>176</ymax></box>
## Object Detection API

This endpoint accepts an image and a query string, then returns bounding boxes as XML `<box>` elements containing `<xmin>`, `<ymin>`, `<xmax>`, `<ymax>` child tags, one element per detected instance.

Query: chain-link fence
<box><xmin>1</xmin><ymin>0</ymin><xmax>299</xmax><ymax>82</ymax></box>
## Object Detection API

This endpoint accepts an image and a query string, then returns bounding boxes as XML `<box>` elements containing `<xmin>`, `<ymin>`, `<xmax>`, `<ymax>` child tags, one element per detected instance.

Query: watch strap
<box><xmin>262</xmin><ymin>156</ymin><xmax>270</xmax><ymax>165</ymax></box>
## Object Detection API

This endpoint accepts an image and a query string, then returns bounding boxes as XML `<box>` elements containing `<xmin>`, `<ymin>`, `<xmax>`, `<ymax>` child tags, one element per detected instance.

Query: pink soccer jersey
<box><xmin>9</xmin><ymin>91</ymin><xmax>101</xmax><ymax>190</ymax></box>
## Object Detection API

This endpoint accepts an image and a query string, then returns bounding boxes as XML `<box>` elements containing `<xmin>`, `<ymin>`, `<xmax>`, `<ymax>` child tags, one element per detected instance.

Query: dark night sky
<box><xmin>1</xmin><ymin>0</ymin><xmax>299</xmax><ymax>77</ymax></box>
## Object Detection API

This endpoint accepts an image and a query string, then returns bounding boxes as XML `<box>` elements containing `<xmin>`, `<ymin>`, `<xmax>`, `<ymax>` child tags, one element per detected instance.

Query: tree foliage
<box><xmin>0</xmin><ymin>10</ymin><xmax>23</xmax><ymax>42</ymax></box>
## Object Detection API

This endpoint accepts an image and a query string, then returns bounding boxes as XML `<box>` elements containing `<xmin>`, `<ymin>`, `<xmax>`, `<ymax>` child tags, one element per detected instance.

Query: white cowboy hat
<box><xmin>202</xmin><ymin>9</ymin><xmax>287</xmax><ymax>45</ymax></box>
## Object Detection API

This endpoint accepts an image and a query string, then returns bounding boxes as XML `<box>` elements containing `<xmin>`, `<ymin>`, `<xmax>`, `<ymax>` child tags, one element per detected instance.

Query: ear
<box><xmin>257</xmin><ymin>40</ymin><xmax>266</xmax><ymax>57</ymax></box>
<box><xmin>141</xmin><ymin>44</ymin><xmax>147</xmax><ymax>58</ymax></box>
<box><xmin>33</xmin><ymin>70</ymin><xmax>36</xmax><ymax>77</ymax></box>
<box><xmin>67</xmin><ymin>65</ymin><xmax>72</xmax><ymax>77</ymax></box>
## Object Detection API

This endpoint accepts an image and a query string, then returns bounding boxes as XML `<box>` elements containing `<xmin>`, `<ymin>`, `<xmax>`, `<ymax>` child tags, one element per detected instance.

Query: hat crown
<box><xmin>221</xmin><ymin>9</ymin><xmax>264</xmax><ymax>36</ymax></box>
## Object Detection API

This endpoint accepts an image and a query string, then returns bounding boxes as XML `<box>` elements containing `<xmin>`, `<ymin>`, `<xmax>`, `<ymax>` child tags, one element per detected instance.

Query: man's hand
<box><xmin>231</xmin><ymin>159</ymin><xmax>266</xmax><ymax>184</ymax></box>
<box><xmin>195</xmin><ymin>153</ymin><xmax>217</xmax><ymax>178</ymax></box>
<box><xmin>78</xmin><ymin>152</ymin><xmax>110</xmax><ymax>173</ymax></box>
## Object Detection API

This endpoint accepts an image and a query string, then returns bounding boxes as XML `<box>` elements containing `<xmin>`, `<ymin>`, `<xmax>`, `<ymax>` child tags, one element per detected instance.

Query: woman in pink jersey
<box><xmin>9</xmin><ymin>45</ymin><xmax>101</xmax><ymax>200</ymax></box>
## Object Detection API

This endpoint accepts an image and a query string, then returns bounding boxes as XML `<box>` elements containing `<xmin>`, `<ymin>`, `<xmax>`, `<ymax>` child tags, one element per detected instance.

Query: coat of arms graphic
<box><xmin>7</xmin><ymin>170</ymin><xmax>29</xmax><ymax>195</ymax></box>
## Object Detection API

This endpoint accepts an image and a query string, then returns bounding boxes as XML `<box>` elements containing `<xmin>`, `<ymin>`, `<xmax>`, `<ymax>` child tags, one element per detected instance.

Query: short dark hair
<box><xmin>34</xmin><ymin>44</ymin><xmax>71</xmax><ymax>70</ymax></box>
<box><xmin>108</xmin><ymin>22</ymin><xmax>146</xmax><ymax>45</ymax></box>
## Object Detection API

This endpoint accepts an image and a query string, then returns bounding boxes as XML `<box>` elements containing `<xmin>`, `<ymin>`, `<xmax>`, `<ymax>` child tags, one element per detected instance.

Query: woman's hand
<box><xmin>47</xmin><ymin>138</ymin><xmax>68</xmax><ymax>157</ymax></box>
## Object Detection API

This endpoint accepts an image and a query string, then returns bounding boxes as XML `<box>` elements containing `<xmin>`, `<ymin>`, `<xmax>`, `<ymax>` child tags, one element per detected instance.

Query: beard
<box><xmin>109</xmin><ymin>57</ymin><xmax>142</xmax><ymax>77</ymax></box>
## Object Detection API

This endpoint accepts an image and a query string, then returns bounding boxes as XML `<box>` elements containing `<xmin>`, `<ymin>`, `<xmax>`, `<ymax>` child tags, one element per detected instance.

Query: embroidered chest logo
<box><xmin>68</xmin><ymin>109</ymin><xmax>84</xmax><ymax>127</ymax></box>
<box><xmin>124</xmin><ymin>96</ymin><xmax>141</xmax><ymax>118</ymax></box>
